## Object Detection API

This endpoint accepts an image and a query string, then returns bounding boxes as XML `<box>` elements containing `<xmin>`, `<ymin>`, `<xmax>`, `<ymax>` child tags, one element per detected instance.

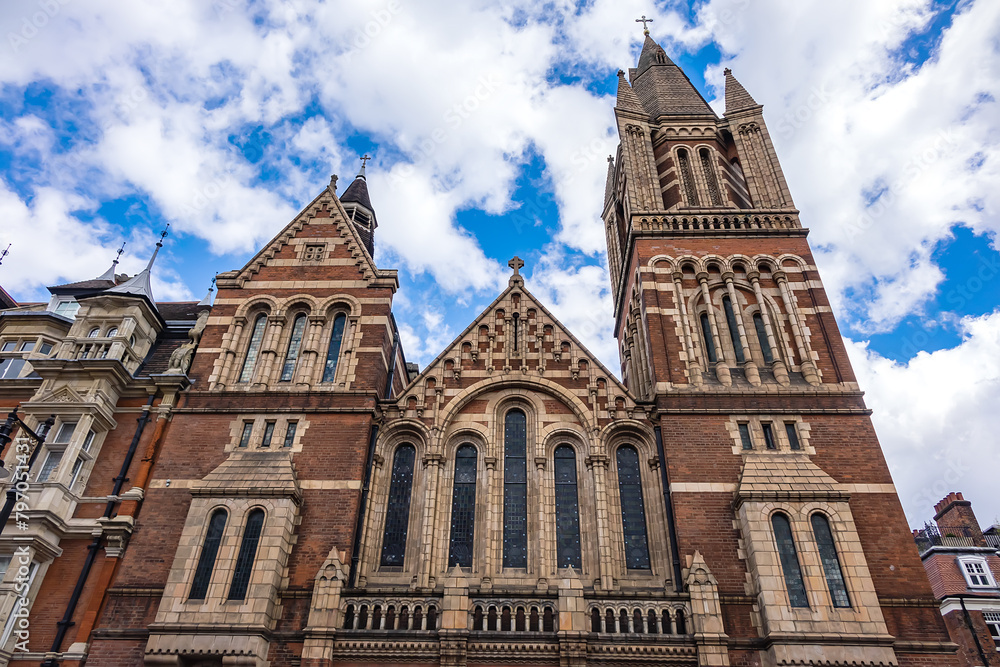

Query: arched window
<box><xmin>616</xmin><ymin>446</ymin><xmax>651</xmax><ymax>569</ymax></box>
<box><xmin>87</xmin><ymin>327</ymin><xmax>100</xmax><ymax>338</ymax></box>
<box><xmin>771</xmin><ymin>513</ymin><xmax>808</xmax><ymax>607</ymax></box>
<box><xmin>448</xmin><ymin>445</ymin><xmax>477</xmax><ymax>567</ymax></box>
<box><xmin>321</xmin><ymin>313</ymin><xmax>347</xmax><ymax>383</ymax></box>
<box><xmin>228</xmin><ymin>508</ymin><xmax>265</xmax><ymax>601</ymax></box>
<box><xmin>699</xmin><ymin>312</ymin><xmax>717</xmax><ymax>363</ymax></box>
<box><xmin>811</xmin><ymin>514</ymin><xmax>851</xmax><ymax>607</ymax></box>
<box><xmin>238</xmin><ymin>314</ymin><xmax>267</xmax><ymax>383</ymax></box>
<box><xmin>189</xmin><ymin>509</ymin><xmax>227</xmax><ymax>600</ymax></box>
<box><xmin>753</xmin><ymin>312</ymin><xmax>774</xmax><ymax>364</ymax></box>
<box><xmin>106</xmin><ymin>327</ymin><xmax>119</xmax><ymax>337</ymax></box>
<box><xmin>503</xmin><ymin>409</ymin><xmax>528</xmax><ymax>568</ymax></box>
<box><xmin>722</xmin><ymin>296</ymin><xmax>745</xmax><ymax>363</ymax></box>
<box><xmin>554</xmin><ymin>445</ymin><xmax>582</xmax><ymax>568</ymax></box>
<box><xmin>699</xmin><ymin>148</ymin><xmax>722</xmax><ymax>205</ymax></box>
<box><xmin>677</xmin><ymin>148</ymin><xmax>700</xmax><ymax>206</ymax></box>
<box><xmin>280</xmin><ymin>314</ymin><xmax>307</xmax><ymax>382</ymax></box>
<box><xmin>380</xmin><ymin>444</ymin><xmax>416</xmax><ymax>567</ymax></box>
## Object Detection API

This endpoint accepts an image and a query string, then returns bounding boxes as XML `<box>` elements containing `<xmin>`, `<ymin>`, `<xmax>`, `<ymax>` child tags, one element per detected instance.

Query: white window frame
<box><xmin>984</xmin><ymin>611</ymin><xmax>1000</xmax><ymax>648</ymax></box>
<box><xmin>959</xmin><ymin>556</ymin><xmax>997</xmax><ymax>588</ymax></box>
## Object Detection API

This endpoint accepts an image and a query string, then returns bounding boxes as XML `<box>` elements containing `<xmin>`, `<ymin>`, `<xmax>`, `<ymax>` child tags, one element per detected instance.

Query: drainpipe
<box><xmin>41</xmin><ymin>394</ymin><xmax>155</xmax><ymax>667</ymax></box>
<box><xmin>348</xmin><ymin>324</ymin><xmax>400</xmax><ymax>588</ymax></box>
<box><xmin>959</xmin><ymin>595</ymin><xmax>992</xmax><ymax>667</ymax></box>
<box><xmin>654</xmin><ymin>425</ymin><xmax>684</xmax><ymax>591</ymax></box>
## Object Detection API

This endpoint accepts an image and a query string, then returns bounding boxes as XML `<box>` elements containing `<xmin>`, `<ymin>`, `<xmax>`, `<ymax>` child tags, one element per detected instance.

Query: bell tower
<box><xmin>604</xmin><ymin>31</ymin><xmax>958</xmax><ymax>667</ymax></box>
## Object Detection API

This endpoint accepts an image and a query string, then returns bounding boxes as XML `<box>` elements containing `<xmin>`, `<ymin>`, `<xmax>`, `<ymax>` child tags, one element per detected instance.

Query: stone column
<box><xmin>440</xmin><ymin>567</ymin><xmax>470</xmax><ymax>667</ymax></box>
<box><xmin>697</xmin><ymin>274</ymin><xmax>732</xmax><ymax>386</ymax></box>
<box><xmin>774</xmin><ymin>271</ymin><xmax>820</xmax><ymax>385</ymax></box>
<box><xmin>671</xmin><ymin>270</ymin><xmax>703</xmax><ymax>386</ymax></box>
<box><xmin>482</xmin><ymin>455</ymin><xmax>497</xmax><ymax>587</ymax></box>
<box><xmin>722</xmin><ymin>272</ymin><xmax>760</xmax><ymax>386</ymax></box>
<box><xmin>587</xmin><ymin>454</ymin><xmax>614</xmax><ymax>591</ymax></box>
<box><xmin>419</xmin><ymin>454</ymin><xmax>443</xmax><ymax>589</ymax></box>
<box><xmin>211</xmin><ymin>316</ymin><xmax>244</xmax><ymax>388</ymax></box>
<box><xmin>748</xmin><ymin>271</ymin><xmax>790</xmax><ymax>385</ymax></box>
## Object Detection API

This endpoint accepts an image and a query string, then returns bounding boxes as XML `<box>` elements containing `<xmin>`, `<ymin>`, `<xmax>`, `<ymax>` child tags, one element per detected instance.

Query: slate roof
<box><xmin>724</xmin><ymin>69</ymin><xmax>759</xmax><ymax>114</ymax></box>
<box><xmin>340</xmin><ymin>175</ymin><xmax>375</xmax><ymax>214</ymax></box>
<box><xmin>630</xmin><ymin>35</ymin><xmax>716</xmax><ymax>118</ymax></box>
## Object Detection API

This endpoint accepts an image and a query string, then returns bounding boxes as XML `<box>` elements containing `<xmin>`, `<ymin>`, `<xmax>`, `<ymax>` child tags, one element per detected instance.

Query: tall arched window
<box><xmin>380</xmin><ymin>444</ymin><xmax>416</xmax><ymax>567</ymax></box>
<box><xmin>280</xmin><ymin>314</ymin><xmax>307</xmax><ymax>382</ymax></box>
<box><xmin>771</xmin><ymin>513</ymin><xmax>808</xmax><ymax>607</ymax></box>
<box><xmin>321</xmin><ymin>313</ymin><xmax>347</xmax><ymax>383</ymax></box>
<box><xmin>616</xmin><ymin>446</ymin><xmax>651</xmax><ymax>569</ymax></box>
<box><xmin>228</xmin><ymin>508</ymin><xmax>265</xmax><ymax>601</ymax></box>
<box><xmin>722</xmin><ymin>296</ymin><xmax>745</xmax><ymax>363</ymax></box>
<box><xmin>700</xmin><ymin>312</ymin><xmax>717</xmax><ymax>363</ymax></box>
<box><xmin>189</xmin><ymin>509</ymin><xmax>227</xmax><ymax>600</ymax></box>
<box><xmin>448</xmin><ymin>445</ymin><xmax>477</xmax><ymax>568</ymax></box>
<box><xmin>677</xmin><ymin>149</ymin><xmax>700</xmax><ymax>206</ymax></box>
<box><xmin>503</xmin><ymin>410</ymin><xmax>528</xmax><ymax>568</ymax></box>
<box><xmin>699</xmin><ymin>148</ymin><xmax>722</xmax><ymax>205</ymax></box>
<box><xmin>238</xmin><ymin>314</ymin><xmax>267</xmax><ymax>383</ymax></box>
<box><xmin>811</xmin><ymin>514</ymin><xmax>851</xmax><ymax>607</ymax></box>
<box><xmin>554</xmin><ymin>445</ymin><xmax>582</xmax><ymax>568</ymax></box>
<box><xmin>752</xmin><ymin>313</ymin><xmax>774</xmax><ymax>364</ymax></box>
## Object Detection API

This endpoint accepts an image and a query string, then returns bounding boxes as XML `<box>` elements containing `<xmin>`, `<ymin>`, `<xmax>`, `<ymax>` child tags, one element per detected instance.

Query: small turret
<box><xmin>340</xmin><ymin>156</ymin><xmax>378</xmax><ymax>256</ymax></box>
<box><xmin>106</xmin><ymin>226</ymin><xmax>168</xmax><ymax>310</ymax></box>
<box><xmin>723</xmin><ymin>68</ymin><xmax>759</xmax><ymax>115</ymax></box>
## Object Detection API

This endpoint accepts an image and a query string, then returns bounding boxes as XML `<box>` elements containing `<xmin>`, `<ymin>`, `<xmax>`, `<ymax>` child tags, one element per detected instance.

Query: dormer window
<box><xmin>53</xmin><ymin>299</ymin><xmax>79</xmax><ymax>318</ymax></box>
<box><xmin>959</xmin><ymin>556</ymin><xmax>996</xmax><ymax>588</ymax></box>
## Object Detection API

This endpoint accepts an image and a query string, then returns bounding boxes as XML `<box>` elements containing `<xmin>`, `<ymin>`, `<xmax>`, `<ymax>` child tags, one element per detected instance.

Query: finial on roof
<box><xmin>508</xmin><ymin>256</ymin><xmax>525</xmax><ymax>286</ymax></box>
<box><xmin>723</xmin><ymin>68</ymin><xmax>759</xmax><ymax>114</ymax></box>
<box><xmin>105</xmin><ymin>225</ymin><xmax>169</xmax><ymax>307</ymax></box>
<box><xmin>0</xmin><ymin>244</ymin><xmax>9</xmax><ymax>267</ymax></box>
<box><xmin>329</xmin><ymin>174</ymin><xmax>338</xmax><ymax>193</ymax></box>
<box><xmin>197</xmin><ymin>273</ymin><xmax>216</xmax><ymax>307</ymax></box>
<box><xmin>358</xmin><ymin>154</ymin><xmax>371</xmax><ymax>180</ymax></box>
<box><xmin>636</xmin><ymin>15</ymin><xmax>653</xmax><ymax>35</ymax></box>
<box><xmin>145</xmin><ymin>224</ymin><xmax>169</xmax><ymax>272</ymax></box>
<box><xmin>97</xmin><ymin>241</ymin><xmax>127</xmax><ymax>282</ymax></box>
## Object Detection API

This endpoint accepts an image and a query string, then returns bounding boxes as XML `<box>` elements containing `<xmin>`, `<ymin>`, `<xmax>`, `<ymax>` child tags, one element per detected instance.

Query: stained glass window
<box><xmin>228</xmin><ymin>509</ymin><xmax>264</xmax><ymax>601</ymax></box>
<box><xmin>448</xmin><ymin>445</ymin><xmax>477</xmax><ymax>567</ymax></box>
<box><xmin>283</xmin><ymin>421</ymin><xmax>297</xmax><ymax>448</ymax></box>
<box><xmin>261</xmin><ymin>421</ymin><xmax>275</xmax><ymax>448</ymax></box>
<box><xmin>321</xmin><ymin>314</ymin><xmax>347</xmax><ymax>383</ymax></box>
<box><xmin>554</xmin><ymin>445</ymin><xmax>582</xmax><ymax>568</ymax></box>
<box><xmin>772</xmin><ymin>513</ymin><xmax>809</xmax><ymax>607</ymax></box>
<box><xmin>700</xmin><ymin>148</ymin><xmax>722</xmax><ymax>205</ymax></box>
<box><xmin>762</xmin><ymin>422</ymin><xmax>776</xmax><ymax>450</ymax></box>
<box><xmin>700</xmin><ymin>313</ymin><xmax>717</xmax><ymax>363</ymax></box>
<box><xmin>616</xmin><ymin>446</ymin><xmax>650</xmax><ymax>569</ymax></box>
<box><xmin>738</xmin><ymin>422</ymin><xmax>753</xmax><ymax>450</ymax></box>
<box><xmin>189</xmin><ymin>509</ymin><xmax>227</xmax><ymax>600</ymax></box>
<box><xmin>723</xmin><ymin>296</ymin><xmax>745</xmax><ymax>363</ymax></box>
<box><xmin>753</xmin><ymin>313</ymin><xmax>774</xmax><ymax>364</ymax></box>
<box><xmin>785</xmin><ymin>423</ymin><xmax>801</xmax><ymax>450</ymax></box>
<box><xmin>381</xmin><ymin>444</ymin><xmax>416</xmax><ymax>567</ymax></box>
<box><xmin>678</xmin><ymin>149</ymin><xmax>700</xmax><ymax>206</ymax></box>
<box><xmin>280</xmin><ymin>314</ymin><xmax>307</xmax><ymax>382</ymax></box>
<box><xmin>811</xmin><ymin>514</ymin><xmax>850</xmax><ymax>607</ymax></box>
<box><xmin>238</xmin><ymin>314</ymin><xmax>267</xmax><ymax>383</ymax></box>
<box><xmin>503</xmin><ymin>410</ymin><xmax>528</xmax><ymax>568</ymax></box>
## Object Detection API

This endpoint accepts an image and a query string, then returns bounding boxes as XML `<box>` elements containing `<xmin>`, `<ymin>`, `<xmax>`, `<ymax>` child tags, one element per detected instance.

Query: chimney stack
<box><xmin>933</xmin><ymin>492</ymin><xmax>986</xmax><ymax>546</ymax></box>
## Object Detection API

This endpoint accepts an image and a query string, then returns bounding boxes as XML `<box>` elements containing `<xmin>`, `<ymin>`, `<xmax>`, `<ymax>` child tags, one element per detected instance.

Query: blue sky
<box><xmin>0</xmin><ymin>0</ymin><xmax>998</xmax><ymax>526</ymax></box>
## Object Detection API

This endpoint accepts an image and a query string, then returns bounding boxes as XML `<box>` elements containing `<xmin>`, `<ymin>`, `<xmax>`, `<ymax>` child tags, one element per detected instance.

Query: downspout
<box><xmin>347</xmin><ymin>324</ymin><xmax>400</xmax><ymax>588</ymax></box>
<box><xmin>959</xmin><ymin>595</ymin><xmax>992</xmax><ymax>667</ymax></box>
<box><xmin>41</xmin><ymin>394</ymin><xmax>155</xmax><ymax>667</ymax></box>
<box><xmin>654</xmin><ymin>425</ymin><xmax>684</xmax><ymax>591</ymax></box>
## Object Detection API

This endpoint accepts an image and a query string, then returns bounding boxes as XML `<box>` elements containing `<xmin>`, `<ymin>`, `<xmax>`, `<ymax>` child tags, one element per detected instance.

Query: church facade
<box><xmin>0</xmin><ymin>35</ymin><xmax>960</xmax><ymax>667</ymax></box>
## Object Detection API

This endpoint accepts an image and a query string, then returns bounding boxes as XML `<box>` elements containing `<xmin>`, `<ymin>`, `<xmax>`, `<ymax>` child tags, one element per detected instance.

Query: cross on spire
<box><xmin>114</xmin><ymin>241</ymin><xmax>126</xmax><ymax>264</ymax></box>
<box><xmin>360</xmin><ymin>154</ymin><xmax>371</xmax><ymax>168</ymax></box>
<box><xmin>636</xmin><ymin>15</ymin><xmax>653</xmax><ymax>35</ymax></box>
<box><xmin>508</xmin><ymin>256</ymin><xmax>525</xmax><ymax>276</ymax></box>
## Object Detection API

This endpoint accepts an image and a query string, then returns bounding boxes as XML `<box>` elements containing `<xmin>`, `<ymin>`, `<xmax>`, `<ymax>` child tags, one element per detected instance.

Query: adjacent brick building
<box><xmin>0</xmin><ymin>31</ymin><xmax>960</xmax><ymax>667</ymax></box>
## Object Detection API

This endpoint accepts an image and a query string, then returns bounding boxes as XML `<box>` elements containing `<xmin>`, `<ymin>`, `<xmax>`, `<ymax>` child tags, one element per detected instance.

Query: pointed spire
<box><xmin>615</xmin><ymin>69</ymin><xmax>645</xmax><ymax>113</ymax></box>
<box><xmin>96</xmin><ymin>241</ymin><xmax>126</xmax><ymax>282</ymax></box>
<box><xmin>197</xmin><ymin>274</ymin><xmax>216</xmax><ymax>307</ymax></box>
<box><xmin>106</xmin><ymin>225</ymin><xmax>168</xmax><ymax>307</ymax></box>
<box><xmin>357</xmin><ymin>154</ymin><xmax>370</xmax><ymax>180</ymax></box>
<box><xmin>724</xmin><ymin>68</ymin><xmax>759</xmax><ymax>114</ymax></box>
<box><xmin>636</xmin><ymin>34</ymin><xmax>675</xmax><ymax>76</ymax></box>
<box><xmin>604</xmin><ymin>155</ymin><xmax>616</xmax><ymax>206</ymax></box>
<box><xmin>630</xmin><ymin>35</ymin><xmax>716</xmax><ymax>118</ymax></box>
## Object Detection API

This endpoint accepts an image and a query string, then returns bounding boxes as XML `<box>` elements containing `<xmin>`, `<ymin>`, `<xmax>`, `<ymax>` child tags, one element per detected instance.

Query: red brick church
<box><xmin>0</xmin><ymin>32</ymin><xmax>962</xmax><ymax>667</ymax></box>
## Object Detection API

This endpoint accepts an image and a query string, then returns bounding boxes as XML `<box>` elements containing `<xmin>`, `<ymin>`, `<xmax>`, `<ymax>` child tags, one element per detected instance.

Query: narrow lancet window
<box><xmin>753</xmin><ymin>313</ymin><xmax>773</xmax><ymax>364</ymax></box>
<box><xmin>616</xmin><ymin>446</ymin><xmax>651</xmax><ymax>569</ymax></box>
<box><xmin>700</xmin><ymin>312</ymin><xmax>717</xmax><ymax>363</ymax></box>
<box><xmin>503</xmin><ymin>410</ymin><xmax>528</xmax><ymax>568</ymax></box>
<box><xmin>811</xmin><ymin>514</ymin><xmax>851</xmax><ymax>607</ymax></box>
<box><xmin>700</xmin><ymin>148</ymin><xmax>722</xmax><ymax>205</ymax></box>
<box><xmin>238</xmin><ymin>314</ymin><xmax>267</xmax><ymax>383</ymax></box>
<box><xmin>321</xmin><ymin>313</ymin><xmax>347</xmax><ymax>383</ymax></box>
<box><xmin>772</xmin><ymin>513</ymin><xmax>809</xmax><ymax>607</ymax></box>
<box><xmin>554</xmin><ymin>445</ymin><xmax>582</xmax><ymax>568</ymax></box>
<box><xmin>678</xmin><ymin>149</ymin><xmax>700</xmax><ymax>206</ymax></box>
<box><xmin>380</xmin><ymin>444</ymin><xmax>416</xmax><ymax>567</ymax></box>
<box><xmin>280</xmin><ymin>314</ymin><xmax>307</xmax><ymax>382</ymax></box>
<box><xmin>228</xmin><ymin>509</ymin><xmax>265</xmax><ymax>601</ymax></box>
<box><xmin>722</xmin><ymin>296</ymin><xmax>745</xmax><ymax>363</ymax></box>
<box><xmin>448</xmin><ymin>445</ymin><xmax>477</xmax><ymax>567</ymax></box>
<box><xmin>189</xmin><ymin>509</ymin><xmax>227</xmax><ymax>600</ymax></box>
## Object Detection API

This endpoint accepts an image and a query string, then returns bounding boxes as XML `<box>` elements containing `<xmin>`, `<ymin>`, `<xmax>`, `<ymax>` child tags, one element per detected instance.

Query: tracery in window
<box><xmin>753</xmin><ymin>313</ymin><xmax>774</xmax><ymax>364</ymax></box>
<box><xmin>280</xmin><ymin>314</ymin><xmax>307</xmax><ymax>382</ymax></box>
<box><xmin>381</xmin><ymin>444</ymin><xmax>416</xmax><ymax>567</ymax></box>
<box><xmin>238</xmin><ymin>314</ymin><xmax>267</xmax><ymax>383</ymax></box>
<box><xmin>677</xmin><ymin>149</ymin><xmax>700</xmax><ymax>206</ymax></box>
<box><xmin>810</xmin><ymin>514</ymin><xmax>850</xmax><ymax>607</ymax></box>
<box><xmin>189</xmin><ymin>509</ymin><xmax>227</xmax><ymax>600</ymax></box>
<box><xmin>448</xmin><ymin>444</ymin><xmax>477</xmax><ymax>568</ymax></box>
<box><xmin>699</xmin><ymin>148</ymin><xmax>722</xmax><ymax>205</ymax></box>
<box><xmin>503</xmin><ymin>410</ymin><xmax>528</xmax><ymax>568</ymax></box>
<box><xmin>722</xmin><ymin>296</ymin><xmax>745</xmax><ymax>363</ymax></box>
<box><xmin>228</xmin><ymin>508</ymin><xmax>265</xmax><ymax>601</ymax></box>
<box><xmin>700</xmin><ymin>312</ymin><xmax>717</xmax><ymax>363</ymax></box>
<box><xmin>616</xmin><ymin>446</ymin><xmax>651</xmax><ymax>569</ymax></box>
<box><xmin>772</xmin><ymin>513</ymin><xmax>809</xmax><ymax>607</ymax></box>
<box><xmin>321</xmin><ymin>313</ymin><xmax>347</xmax><ymax>383</ymax></box>
<box><xmin>554</xmin><ymin>445</ymin><xmax>582</xmax><ymax>568</ymax></box>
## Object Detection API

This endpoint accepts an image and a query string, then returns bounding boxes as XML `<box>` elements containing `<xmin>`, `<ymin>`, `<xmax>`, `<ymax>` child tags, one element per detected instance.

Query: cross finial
<box><xmin>636</xmin><ymin>15</ymin><xmax>653</xmax><ymax>35</ymax></box>
<box><xmin>360</xmin><ymin>154</ymin><xmax>371</xmax><ymax>168</ymax></box>
<box><xmin>508</xmin><ymin>256</ymin><xmax>525</xmax><ymax>276</ymax></box>
<box><xmin>114</xmin><ymin>241</ymin><xmax>126</xmax><ymax>264</ymax></box>
<box><xmin>158</xmin><ymin>224</ymin><xmax>170</xmax><ymax>246</ymax></box>
<box><xmin>0</xmin><ymin>244</ymin><xmax>9</xmax><ymax>267</ymax></box>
